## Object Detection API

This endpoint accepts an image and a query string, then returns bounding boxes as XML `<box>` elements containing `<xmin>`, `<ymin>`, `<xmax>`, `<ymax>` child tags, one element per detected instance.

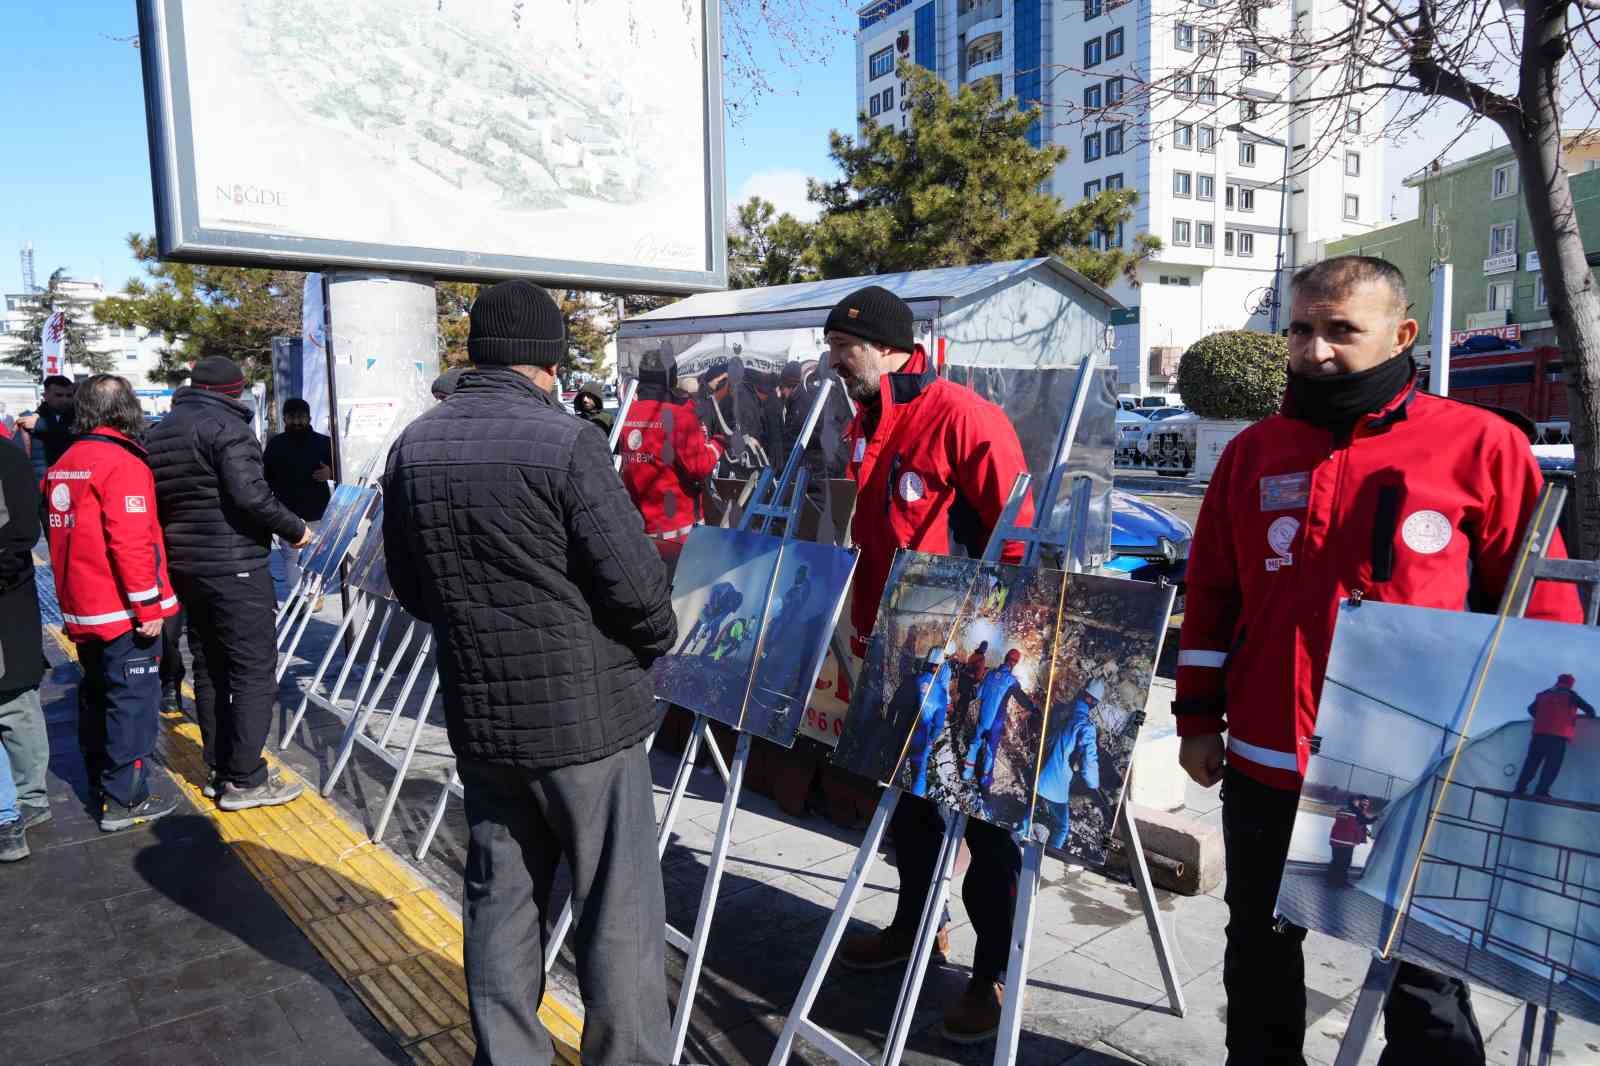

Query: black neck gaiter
<box><xmin>1285</xmin><ymin>354</ymin><xmax>1414</xmax><ymax>432</ymax></box>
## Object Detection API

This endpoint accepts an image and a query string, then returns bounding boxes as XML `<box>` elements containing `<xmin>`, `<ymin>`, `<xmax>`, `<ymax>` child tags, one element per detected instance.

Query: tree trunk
<box><xmin>1510</xmin><ymin>0</ymin><xmax>1600</xmax><ymax>558</ymax></box>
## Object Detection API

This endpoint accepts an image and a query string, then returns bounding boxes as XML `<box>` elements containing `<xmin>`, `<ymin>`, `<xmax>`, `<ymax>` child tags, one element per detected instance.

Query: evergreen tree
<box><xmin>805</xmin><ymin>64</ymin><xmax>1157</xmax><ymax>287</ymax></box>
<box><xmin>3</xmin><ymin>268</ymin><xmax>113</xmax><ymax>377</ymax></box>
<box><xmin>728</xmin><ymin>197</ymin><xmax>815</xmax><ymax>290</ymax></box>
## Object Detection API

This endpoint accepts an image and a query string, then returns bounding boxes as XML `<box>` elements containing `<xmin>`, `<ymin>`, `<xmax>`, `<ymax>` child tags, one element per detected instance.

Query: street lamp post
<box><xmin>1227</xmin><ymin>123</ymin><xmax>1299</xmax><ymax>333</ymax></box>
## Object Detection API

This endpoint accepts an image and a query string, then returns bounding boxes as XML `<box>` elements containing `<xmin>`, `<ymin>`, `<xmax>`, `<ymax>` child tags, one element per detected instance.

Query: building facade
<box><xmin>0</xmin><ymin>277</ymin><xmax>172</xmax><ymax>415</ymax></box>
<box><xmin>1327</xmin><ymin>139</ymin><xmax>1600</xmax><ymax>359</ymax></box>
<box><xmin>855</xmin><ymin>0</ymin><xmax>1386</xmax><ymax>399</ymax></box>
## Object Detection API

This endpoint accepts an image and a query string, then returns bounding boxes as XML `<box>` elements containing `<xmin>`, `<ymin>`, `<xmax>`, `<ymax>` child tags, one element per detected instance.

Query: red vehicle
<box><xmin>1429</xmin><ymin>344</ymin><xmax>1568</xmax><ymax>441</ymax></box>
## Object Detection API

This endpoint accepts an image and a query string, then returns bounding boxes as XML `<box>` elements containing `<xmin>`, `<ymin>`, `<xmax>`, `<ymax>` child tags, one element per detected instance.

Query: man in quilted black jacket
<box><xmin>383</xmin><ymin>280</ymin><xmax>677</xmax><ymax>1066</ymax></box>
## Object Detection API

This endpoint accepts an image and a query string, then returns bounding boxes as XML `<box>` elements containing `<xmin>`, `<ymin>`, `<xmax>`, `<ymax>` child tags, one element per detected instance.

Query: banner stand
<box><xmin>770</xmin><ymin>360</ymin><xmax>1186</xmax><ymax>1066</ymax></box>
<box><xmin>1332</xmin><ymin>482</ymin><xmax>1594</xmax><ymax>1066</ymax></box>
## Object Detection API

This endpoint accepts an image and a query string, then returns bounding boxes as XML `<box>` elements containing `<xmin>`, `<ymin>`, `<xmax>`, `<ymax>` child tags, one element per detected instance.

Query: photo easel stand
<box><xmin>771</xmin><ymin>361</ymin><xmax>1186</xmax><ymax>1066</ymax></box>
<box><xmin>1333</xmin><ymin>482</ymin><xmax>1595</xmax><ymax>1066</ymax></box>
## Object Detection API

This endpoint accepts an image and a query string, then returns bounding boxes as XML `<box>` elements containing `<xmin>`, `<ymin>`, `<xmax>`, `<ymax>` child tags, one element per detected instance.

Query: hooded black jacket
<box><xmin>0</xmin><ymin>439</ymin><xmax>42</xmax><ymax>692</ymax></box>
<box><xmin>382</xmin><ymin>368</ymin><xmax>676</xmax><ymax>770</ymax></box>
<box><xmin>145</xmin><ymin>388</ymin><xmax>308</xmax><ymax>577</ymax></box>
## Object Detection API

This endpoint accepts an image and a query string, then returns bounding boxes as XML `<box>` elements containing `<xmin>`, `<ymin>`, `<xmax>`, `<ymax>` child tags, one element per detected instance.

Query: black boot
<box><xmin>161</xmin><ymin>682</ymin><xmax>183</xmax><ymax>714</ymax></box>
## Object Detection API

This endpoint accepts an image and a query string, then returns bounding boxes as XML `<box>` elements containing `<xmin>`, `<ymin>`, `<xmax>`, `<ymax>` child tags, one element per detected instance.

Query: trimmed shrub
<box><xmin>1175</xmin><ymin>330</ymin><xmax>1288</xmax><ymax>420</ymax></box>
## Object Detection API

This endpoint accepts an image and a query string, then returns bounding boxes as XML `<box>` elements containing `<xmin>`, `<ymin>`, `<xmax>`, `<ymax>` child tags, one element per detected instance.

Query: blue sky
<box><xmin>0</xmin><ymin>1</ymin><xmax>859</xmax><ymax>296</ymax></box>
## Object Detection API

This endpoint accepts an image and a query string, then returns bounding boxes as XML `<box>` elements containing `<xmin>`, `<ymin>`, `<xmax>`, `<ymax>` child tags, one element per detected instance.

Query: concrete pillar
<box><xmin>323</xmin><ymin>272</ymin><xmax>438</xmax><ymax>483</ymax></box>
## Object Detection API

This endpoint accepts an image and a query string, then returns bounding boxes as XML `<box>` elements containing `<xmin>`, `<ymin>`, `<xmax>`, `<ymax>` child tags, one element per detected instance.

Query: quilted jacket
<box><xmin>382</xmin><ymin>368</ymin><xmax>676</xmax><ymax>770</ymax></box>
<box><xmin>145</xmin><ymin>388</ymin><xmax>307</xmax><ymax>577</ymax></box>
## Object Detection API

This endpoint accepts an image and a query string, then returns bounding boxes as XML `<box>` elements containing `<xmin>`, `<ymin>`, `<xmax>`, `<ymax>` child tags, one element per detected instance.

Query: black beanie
<box><xmin>468</xmin><ymin>280</ymin><xmax>565</xmax><ymax>367</ymax></box>
<box><xmin>824</xmin><ymin>285</ymin><xmax>915</xmax><ymax>353</ymax></box>
<box><xmin>780</xmin><ymin>362</ymin><xmax>804</xmax><ymax>387</ymax></box>
<box><xmin>191</xmin><ymin>355</ymin><xmax>246</xmax><ymax>396</ymax></box>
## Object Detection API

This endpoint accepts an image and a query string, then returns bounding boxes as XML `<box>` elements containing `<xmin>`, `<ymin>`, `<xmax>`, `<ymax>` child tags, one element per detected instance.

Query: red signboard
<box><xmin>1450</xmin><ymin>324</ymin><xmax>1522</xmax><ymax>347</ymax></box>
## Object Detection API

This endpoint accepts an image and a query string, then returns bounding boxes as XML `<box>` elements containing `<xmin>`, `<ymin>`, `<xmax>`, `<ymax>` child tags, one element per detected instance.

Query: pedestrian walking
<box><xmin>263</xmin><ymin>397</ymin><xmax>334</xmax><ymax>600</ymax></box>
<box><xmin>46</xmin><ymin>375</ymin><xmax>181</xmax><ymax>832</ymax></box>
<box><xmin>383</xmin><ymin>280</ymin><xmax>677</xmax><ymax>1066</ymax></box>
<box><xmin>1513</xmin><ymin>674</ymin><xmax>1595</xmax><ymax>796</ymax></box>
<box><xmin>145</xmin><ymin>356</ymin><xmax>309</xmax><ymax>811</ymax></box>
<box><xmin>1176</xmin><ymin>256</ymin><xmax>1582</xmax><ymax>1066</ymax></box>
<box><xmin>0</xmin><ymin>431</ymin><xmax>48</xmax><ymax>848</ymax></box>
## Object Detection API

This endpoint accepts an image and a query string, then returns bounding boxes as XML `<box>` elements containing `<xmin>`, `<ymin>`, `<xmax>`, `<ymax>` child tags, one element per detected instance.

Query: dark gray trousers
<box><xmin>459</xmin><ymin>742</ymin><xmax>670</xmax><ymax>1066</ymax></box>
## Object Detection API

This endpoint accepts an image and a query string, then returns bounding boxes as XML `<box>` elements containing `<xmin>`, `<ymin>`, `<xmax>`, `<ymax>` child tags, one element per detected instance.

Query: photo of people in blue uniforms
<box><xmin>962</xmin><ymin>648</ymin><xmax>1042</xmax><ymax>793</ymax></box>
<box><xmin>904</xmin><ymin>648</ymin><xmax>953</xmax><ymax>797</ymax></box>
<box><xmin>1033</xmin><ymin>679</ymin><xmax>1109</xmax><ymax>849</ymax></box>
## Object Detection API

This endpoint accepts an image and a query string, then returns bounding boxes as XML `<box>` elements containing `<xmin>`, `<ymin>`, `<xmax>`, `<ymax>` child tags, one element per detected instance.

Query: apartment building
<box><xmin>0</xmin><ymin>278</ymin><xmax>172</xmax><ymax>413</ymax></box>
<box><xmin>855</xmin><ymin>0</ymin><xmax>1386</xmax><ymax>398</ymax></box>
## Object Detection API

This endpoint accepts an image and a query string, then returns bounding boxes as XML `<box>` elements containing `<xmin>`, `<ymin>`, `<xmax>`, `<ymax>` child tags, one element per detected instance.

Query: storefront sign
<box><xmin>1449</xmin><ymin>324</ymin><xmax>1522</xmax><ymax>346</ymax></box>
<box><xmin>1483</xmin><ymin>253</ymin><xmax>1518</xmax><ymax>275</ymax></box>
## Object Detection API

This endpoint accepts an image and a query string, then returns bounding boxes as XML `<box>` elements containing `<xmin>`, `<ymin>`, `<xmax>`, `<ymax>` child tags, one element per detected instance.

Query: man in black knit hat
<box><xmin>383</xmin><ymin>279</ymin><xmax>676</xmax><ymax>1065</ymax></box>
<box><xmin>146</xmin><ymin>356</ymin><xmax>310</xmax><ymax>811</ymax></box>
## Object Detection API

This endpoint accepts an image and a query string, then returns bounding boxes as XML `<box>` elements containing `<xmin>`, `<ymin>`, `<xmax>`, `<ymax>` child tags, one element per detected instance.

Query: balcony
<box><xmin>957</xmin><ymin>0</ymin><xmax>1004</xmax><ymax>33</ymax></box>
<box><xmin>965</xmin><ymin>32</ymin><xmax>1004</xmax><ymax>79</ymax></box>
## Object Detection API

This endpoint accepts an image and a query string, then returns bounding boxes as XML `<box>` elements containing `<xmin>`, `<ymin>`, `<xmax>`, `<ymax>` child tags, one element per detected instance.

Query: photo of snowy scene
<box><xmin>889</xmin><ymin>562</ymin><xmax>1063</xmax><ymax>831</ymax></box>
<box><xmin>831</xmin><ymin>552</ymin><xmax>978</xmax><ymax>785</ymax></box>
<box><xmin>742</xmin><ymin>541</ymin><xmax>857</xmax><ymax>748</ymax></box>
<box><xmin>1027</xmin><ymin>575</ymin><xmax>1174</xmax><ymax>865</ymax></box>
<box><xmin>1276</xmin><ymin>600</ymin><xmax>1600</xmax><ymax>1023</ymax></box>
<box><xmin>652</xmin><ymin>528</ymin><xmax>780</xmax><ymax>731</ymax></box>
<box><xmin>177</xmin><ymin>0</ymin><xmax>710</xmax><ymax>272</ymax></box>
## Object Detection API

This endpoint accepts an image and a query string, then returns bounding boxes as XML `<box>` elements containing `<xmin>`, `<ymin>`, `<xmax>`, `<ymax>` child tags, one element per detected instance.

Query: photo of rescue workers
<box><xmin>1276</xmin><ymin>600</ymin><xmax>1600</xmax><ymax>1024</ymax></box>
<box><xmin>653</xmin><ymin>526</ymin><xmax>855</xmax><ymax>741</ymax></box>
<box><xmin>1027</xmin><ymin>574</ymin><xmax>1174</xmax><ymax>864</ymax></box>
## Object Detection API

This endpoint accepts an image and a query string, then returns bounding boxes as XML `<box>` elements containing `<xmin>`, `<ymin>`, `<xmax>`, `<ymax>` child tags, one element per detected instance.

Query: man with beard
<box><xmin>19</xmin><ymin>375</ymin><xmax>76</xmax><ymax>483</ymax></box>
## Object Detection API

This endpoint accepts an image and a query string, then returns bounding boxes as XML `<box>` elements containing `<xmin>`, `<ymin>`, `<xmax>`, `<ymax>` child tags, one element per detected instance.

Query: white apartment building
<box><xmin>0</xmin><ymin>278</ymin><xmax>172</xmax><ymax>414</ymax></box>
<box><xmin>855</xmin><ymin>0</ymin><xmax>1386</xmax><ymax>399</ymax></box>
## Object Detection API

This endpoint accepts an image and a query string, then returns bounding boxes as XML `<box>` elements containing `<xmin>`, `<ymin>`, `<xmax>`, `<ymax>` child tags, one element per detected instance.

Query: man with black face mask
<box><xmin>1176</xmin><ymin>256</ymin><xmax>1582</xmax><ymax>1066</ymax></box>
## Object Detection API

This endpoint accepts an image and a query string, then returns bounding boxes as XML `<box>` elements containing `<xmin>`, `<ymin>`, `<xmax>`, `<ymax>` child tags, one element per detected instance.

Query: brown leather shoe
<box><xmin>837</xmin><ymin>925</ymin><xmax>950</xmax><ymax>971</ymax></box>
<box><xmin>940</xmin><ymin>977</ymin><xmax>1003</xmax><ymax>1044</ymax></box>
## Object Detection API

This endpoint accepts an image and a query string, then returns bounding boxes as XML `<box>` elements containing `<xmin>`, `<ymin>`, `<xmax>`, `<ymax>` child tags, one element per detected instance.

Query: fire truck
<box><xmin>1425</xmin><ymin>337</ymin><xmax>1569</xmax><ymax>443</ymax></box>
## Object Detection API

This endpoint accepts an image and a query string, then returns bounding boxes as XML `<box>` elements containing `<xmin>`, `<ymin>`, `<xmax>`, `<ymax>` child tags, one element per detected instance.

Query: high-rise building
<box><xmin>855</xmin><ymin>0</ymin><xmax>1386</xmax><ymax>399</ymax></box>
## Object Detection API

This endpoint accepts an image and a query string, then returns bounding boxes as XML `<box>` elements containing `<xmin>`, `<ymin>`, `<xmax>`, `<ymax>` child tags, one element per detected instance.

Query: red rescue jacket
<box><xmin>1530</xmin><ymin>687</ymin><xmax>1593</xmax><ymax>739</ymax></box>
<box><xmin>1177</xmin><ymin>377</ymin><xmax>1582</xmax><ymax>791</ymax></box>
<box><xmin>46</xmin><ymin>428</ymin><xmax>179</xmax><ymax>642</ymax></box>
<box><xmin>1329</xmin><ymin>809</ymin><xmax>1370</xmax><ymax>847</ymax></box>
<box><xmin>843</xmin><ymin>347</ymin><xmax>1033</xmax><ymax>650</ymax></box>
<box><xmin>619</xmin><ymin>388</ymin><xmax>724</xmax><ymax>540</ymax></box>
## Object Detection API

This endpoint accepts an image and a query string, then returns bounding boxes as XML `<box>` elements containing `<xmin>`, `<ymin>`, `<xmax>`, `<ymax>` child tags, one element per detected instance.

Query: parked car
<box><xmin>1106</xmin><ymin>489</ymin><xmax>1193</xmax><ymax>602</ymax></box>
<box><xmin>1116</xmin><ymin>408</ymin><xmax>1149</xmax><ymax>465</ymax></box>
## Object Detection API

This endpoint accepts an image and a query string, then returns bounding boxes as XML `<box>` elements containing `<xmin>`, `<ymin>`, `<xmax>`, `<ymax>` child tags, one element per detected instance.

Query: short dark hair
<box><xmin>72</xmin><ymin>374</ymin><xmax>145</xmax><ymax>437</ymax></box>
<box><xmin>1291</xmin><ymin>256</ymin><xmax>1410</xmax><ymax>317</ymax></box>
<box><xmin>43</xmin><ymin>375</ymin><xmax>74</xmax><ymax>391</ymax></box>
<box><xmin>283</xmin><ymin>398</ymin><xmax>311</xmax><ymax>417</ymax></box>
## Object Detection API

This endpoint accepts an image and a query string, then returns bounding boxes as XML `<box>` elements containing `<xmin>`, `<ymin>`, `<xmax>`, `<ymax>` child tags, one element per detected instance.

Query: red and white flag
<box><xmin>40</xmin><ymin>311</ymin><xmax>67</xmax><ymax>381</ymax></box>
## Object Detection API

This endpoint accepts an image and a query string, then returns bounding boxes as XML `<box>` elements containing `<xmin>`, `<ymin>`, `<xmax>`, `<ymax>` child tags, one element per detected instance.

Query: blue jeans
<box><xmin>1037</xmin><ymin>795</ymin><xmax>1071</xmax><ymax>849</ymax></box>
<box><xmin>0</xmin><ymin>732</ymin><xmax>17</xmax><ymax>825</ymax></box>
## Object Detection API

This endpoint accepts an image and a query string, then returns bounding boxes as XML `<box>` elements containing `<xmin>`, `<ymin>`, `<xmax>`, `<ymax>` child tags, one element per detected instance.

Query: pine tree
<box><xmin>805</xmin><ymin>63</ymin><xmax>1157</xmax><ymax>287</ymax></box>
<box><xmin>728</xmin><ymin>197</ymin><xmax>815</xmax><ymax>290</ymax></box>
<box><xmin>2</xmin><ymin>268</ymin><xmax>113</xmax><ymax>377</ymax></box>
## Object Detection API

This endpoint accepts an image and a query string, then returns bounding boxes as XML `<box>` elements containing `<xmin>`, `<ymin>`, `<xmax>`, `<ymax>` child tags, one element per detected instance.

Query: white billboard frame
<box><xmin>135</xmin><ymin>0</ymin><xmax>728</xmax><ymax>294</ymax></box>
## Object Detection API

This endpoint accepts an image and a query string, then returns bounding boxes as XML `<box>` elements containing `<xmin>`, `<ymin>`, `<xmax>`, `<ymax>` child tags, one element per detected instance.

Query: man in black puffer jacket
<box><xmin>383</xmin><ymin>280</ymin><xmax>676</xmax><ymax>1066</ymax></box>
<box><xmin>145</xmin><ymin>356</ymin><xmax>310</xmax><ymax>811</ymax></box>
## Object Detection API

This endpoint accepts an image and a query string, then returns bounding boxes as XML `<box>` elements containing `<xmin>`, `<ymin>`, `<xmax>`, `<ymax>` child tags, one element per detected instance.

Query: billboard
<box><xmin>137</xmin><ymin>0</ymin><xmax>727</xmax><ymax>292</ymax></box>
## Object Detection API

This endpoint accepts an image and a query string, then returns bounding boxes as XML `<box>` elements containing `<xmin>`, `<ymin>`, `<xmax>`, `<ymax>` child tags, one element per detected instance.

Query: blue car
<box><xmin>1103</xmin><ymin>490</ymin><xmax>1193</xmax><ymax>603</ymax></box>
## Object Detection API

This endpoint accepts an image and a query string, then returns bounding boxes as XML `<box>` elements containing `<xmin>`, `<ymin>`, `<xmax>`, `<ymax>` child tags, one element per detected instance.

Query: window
<box><xmin>1105</xmin><ymin>123</ymin><xmax>1124</xmax><ymax>154</ymax></box>
<box><xmin>1084</xmin><ymin>132</ymin><xmax>1103</xmax><ymax>161</ymax></box>
<box><xmin>1241</xmin><ymin>49</ymin><xmax>1259</xmax><ymax>74</ymax></box>
<box><xmin>1158</xmin><ymin>275</ymin><xmax>1193</xmax><ymax>286</ymax></box>
<box><xmin>1239</xmin><ymin>141</ymin><xmax>1257</xmax><ymax>166</ymax></box>
<box><xmin>1343</xmin><ymin>194</ymin><xmax>1359</xmax><ymax>220</ymax></box>
<box><xmin>1225</xmin><ymin>185</ymin><xmax>1235</xmax><ymax>208</ymax></box>
<box><xmin>1174</xmin><ymin>171</ymin><xmax>1193</xmax><ymax>197</ymax></box>
<box><xmin>1105</xmin><ymin>172</ymin><xmax>1124</xmax><ymax>190</ymax></box>
<box><xmin>1224</xmin><ymin>231</ymin><xmax>1236</xmax><ymax>255</ymax></box>
<box><xmin>1084</xmin><ymin>84</ymin><xmax>1103</xmax><ymax>109</ymax></box>
<box><xmin>1536</xmin><ymin>274</ymin><xmax>1549</xmax><ymax>308</ymax></box>
<box><xmin>1198</xmin><ymin>174</ymin><xmax>1216</xmax><ymax>200</ymax></box>
<box><xmin>1085</xmin><ymin>179</ymin><xmax>1103</xmax><ymax>198</ymax></box>
<box><xmin>1489</xmin><ymin>221</ymin><xmax>1517</xmax><ymax>256</ymax></box>
<box><xmin>1106</xmin><ymin>222</ymin><xmax>1125</xmax><ymax>247</ymax></box>
<box><xmin>1239</xmin><ymin>232</ymin><xmax>1255</xmax><ymax>256</ymax></box>
<box><xmin>1199</xmin><ymin>76</ymin><xmax>1217</xmax><ymax>103</ymax></box>
<box><xmin>1085</xmin><ymin>38</ymin><xmax>1103</xmax><ymax>66</ymax></box>
<box><xmin>1346</xmin><ymin>108</ymin><xmax>1361</xmax><ymax>133</ymax></box>
<box><xmin>870</xmin><ymin>47</ymin><xmax>894</xmax><ymax>80</ymax></box>
<box><xmin>1198</xmin><ymin>125</ymin><xmax>1216</xmax><ymax>152</ymax></box>
<box><xmin>1175</xmin><ymin>23</ymin><xmax>1195</xmax><ymax>50</ymax></box>
<box><xmin>1228</xmin><ymin>185</ymin><xmax>1256</xmax><ymax>211</ymax></box>
<box><xmin>123</xmin><ymin>350</ymin><xmax>139</xmax><ymax>363</ymax></box>
<box><xmin>1241</xmin><ymin>99</ymin><xmax>1260</xmax><ymax>120</ymax></box>
<box><xmin>1586</xmin><ymin>160</ymin><xmax>1600</xmax><ymax>173</ymax></box>
<box><xmin>1085</xmin><ymin>0</ymin><xmax>1103</xmax><ymax>16</ymax></box>
<box><xmin>1174</xmin><ymin>122</ymin><xmax>1194</xmax><ymax>149</ymax></box>
<box><xmin>1179</xmin><ymin>75</ymin><xmax>1194</xmax><ymax>95</ymax></box>
<box><xmin>1243</xmin><ymin>5</ymin><xmax>1259</xmax><ymax>28</ymax></box>
<box><xmin>1199</xmin><ymin>28</ymin><xmax>1218</xmax><ymax>53</ymax></box>
<box><xmin>1105</xmin><ymin>76</ymin><xmax>1124</xmax><ymax>104</ymax></box>
<box><xmin>1173</xmin><ymin>219</ymin><xmax>1193</xmax><ymax>245</ymax></box>
<box><xmin>1488</xmin><ymin>280</ymin><xmax>1514</xmax><ymax>311</ymax></box>
<box><xmin>1106</xmin><ymin>28</ymin><xmax>1125</xmax><ymax>57</ymax></box>
<box><xmin>1197</xmin><ymin>222</ymin><xmax>1215</xmax><ymax>247</ymax></box>
<box><xmin>1491</xmin><ymin>162</ymin><xmax>1519</xmax><ymax>199</ymax></box>
<box><xmin>870</xmin><ymin>93</ymin><xmax>882</xmax><ymax>118</ymax></box>
<box><xmin>883</xmin><ymin>86</ymin><xmax>895</xmax><ymax>111</ymax></box>
<box><xmin>1345</xmin><ymin>151</ymin><xmax>1361</xmax><ymax>177</ymax></box>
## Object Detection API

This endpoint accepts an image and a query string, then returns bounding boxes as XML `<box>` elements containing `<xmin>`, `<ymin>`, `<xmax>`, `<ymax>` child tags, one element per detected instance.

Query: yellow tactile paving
<box><xmin>42</xmin><ymin>619</ymin><xmax>582</xmax><ymax>1064</ymax></box>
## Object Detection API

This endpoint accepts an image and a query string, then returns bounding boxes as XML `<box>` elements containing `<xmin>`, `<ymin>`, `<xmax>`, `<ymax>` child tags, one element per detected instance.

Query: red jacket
<box><xmin>844</xmin><ymin>347</ymin><xmax>1033</xmax><ymax>650</ymax></box>
<box><xmin>46</xmin><ymin>428</ymin><xmax>179</xmax><ymax>642</ymax></box>
<box><xmin>1329</xmin><ymin>809</ymin><xmax>1370</xmax><ymax>847</ymax></box>
<box><xmin>619</xmin><ymin>389</ymin><xmax>723</xmax><ymax>538</ymax></box>
<box><xmin>1177</xmin><ymin>379</ymin><xmax>1582</xmax><ymax>791</ymax></box>
<box><xmin>1530</xmin><ymin>687</ymin><xmax>1594</xmax><ymax>739</ymax></box>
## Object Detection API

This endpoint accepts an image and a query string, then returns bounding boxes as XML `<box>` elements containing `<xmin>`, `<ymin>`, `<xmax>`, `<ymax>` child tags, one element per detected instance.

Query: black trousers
<box><xmin>1514</xmin><ymin>734</ymin><xmax>1568</xmax><ymax>795</ymax></box>
<box><xmin>888</xmin><ymin>792</ymin><xmax>1021</xmax><ymax>983</ymax></box>
<box><xmin>1327</xmin><ymin>844</ymin><xmax>1355</xmax><ymax>884</ymax></box>
<box><xmin>171</xmin><ymin>568</ymin><xmax>276</xmax><ymax>789</ymax></box>
<box><xmin>77</xmin><ymin>629</ymin><xmax>163</xmax><ymax>807</ymax></box>
<box><xmin>1221</xmin><ymin>768</ymin><xmax>1484</xmax><ymax>1066</ymax></box>
<box><xmin>159</xmin><ymin>607</ymin><xmax>187</xmax><ymax>687</ymax></box>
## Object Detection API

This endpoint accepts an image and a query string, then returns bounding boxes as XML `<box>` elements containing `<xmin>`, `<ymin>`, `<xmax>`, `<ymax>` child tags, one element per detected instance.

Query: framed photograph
<box><xmin>137</xmin><ymin>0</ymin><xmax>727</xmax><ymax>292</ymax></box>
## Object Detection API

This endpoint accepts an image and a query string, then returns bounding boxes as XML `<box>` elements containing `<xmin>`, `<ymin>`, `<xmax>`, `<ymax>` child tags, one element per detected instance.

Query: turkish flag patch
<box><xmin>125</xmin><ymin>495</ymin><xmax>147</xmax><ymax>513</ymax></box>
